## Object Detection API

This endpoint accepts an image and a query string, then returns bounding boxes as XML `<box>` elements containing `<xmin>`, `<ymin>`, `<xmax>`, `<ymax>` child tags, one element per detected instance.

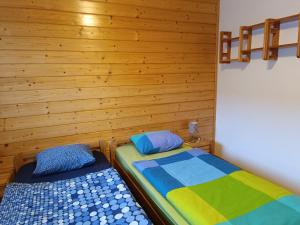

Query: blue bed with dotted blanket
<box><xmin>0</xmin><ymin>168</ymin><xmax>152</xmax><ymax>225</ymax></box>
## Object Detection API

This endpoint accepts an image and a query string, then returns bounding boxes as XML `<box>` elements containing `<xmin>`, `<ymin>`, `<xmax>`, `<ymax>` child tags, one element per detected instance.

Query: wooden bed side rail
<box><xmin>14</xmin><ymin>140</ymin><xmax>110</xmax><ymax>173</ymax></box>
<box><xmin>108</xmin><ymin>138</ymin><xmax>170</xmax><ymax>225</ymax></box>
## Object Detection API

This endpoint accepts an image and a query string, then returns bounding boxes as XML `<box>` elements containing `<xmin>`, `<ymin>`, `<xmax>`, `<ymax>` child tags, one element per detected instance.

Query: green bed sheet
<box><xmin>116</xmin><ymin>144</ymin><xmax>192</xmax><ymax>225</ymax></box>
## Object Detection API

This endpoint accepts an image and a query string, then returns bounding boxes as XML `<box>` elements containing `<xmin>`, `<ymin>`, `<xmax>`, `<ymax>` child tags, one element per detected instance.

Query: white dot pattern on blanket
<box><xmin>0</xmin><ymin>168</ymin><xmax>152</xmax><ymax>225</ymax></box>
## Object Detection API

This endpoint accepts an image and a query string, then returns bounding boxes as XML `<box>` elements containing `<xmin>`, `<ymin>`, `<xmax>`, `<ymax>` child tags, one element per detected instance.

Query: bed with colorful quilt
<box><xmin>133</xmin><ymin>148</ymin><xmax>300</xmax><ymax>225</ymax></box>
<box><xmin>0</xmin><ymin>144</ymin><xmax>152</xmax><ymax>225</ymax></box>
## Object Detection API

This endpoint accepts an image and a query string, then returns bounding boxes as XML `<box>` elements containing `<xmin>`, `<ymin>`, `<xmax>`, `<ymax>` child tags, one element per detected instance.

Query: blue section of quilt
<box><xmin>0</xmin><ymin>168</ymin><xmax>152</xmax><ymax>225</ymax></box>
<box><xmin>133</xmin><ymin>148</ymin><xmax>240</xmax><ymax>197</ymax></box>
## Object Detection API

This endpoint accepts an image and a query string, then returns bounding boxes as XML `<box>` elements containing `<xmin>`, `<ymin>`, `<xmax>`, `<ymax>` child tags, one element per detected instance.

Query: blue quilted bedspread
<box><xmin>0</xmin><ymin>168</ymin><xmax>152</xmax><ymax>225</ymax></box>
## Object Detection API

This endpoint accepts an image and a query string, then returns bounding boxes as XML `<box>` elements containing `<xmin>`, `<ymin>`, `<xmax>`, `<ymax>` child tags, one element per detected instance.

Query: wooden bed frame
<box><xmin>109</xmin><ymin>138</ymin><xmax>212</xmax><ymax>225</ymax></box>
<box><xmin>12</xmin><ymin>139</ymin><xmax>169</xmax><ymax>224</ymax></box>
<box><xmin>14</xmin><ymin>140</ymin><xmax>110</xmax><ymax>173</ymax></box>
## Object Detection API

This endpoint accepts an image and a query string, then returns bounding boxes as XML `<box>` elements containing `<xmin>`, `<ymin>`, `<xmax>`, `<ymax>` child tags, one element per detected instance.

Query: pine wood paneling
<box><xmin>0</xmin><ymin>0</ymin><xmax>219</xmax><ymax>156</ymax></box>
<box><xmin>0</xmin><ymin>119</ymin><xmax>4</xmax><ymax>132</ymax></box>
<box><xmin>0</xmin><ymin>73</ymin><xmax>215</xmax><ymax>91</ymax></box>
<box><xmin>5</xmin><ymin>100</ymin><xmax>214</xmax><ymax>131</ymax></box>
<box><xmin>0</xmin><ymin>109</ymin><xmax>214</xmax><ymax>144</ymax></box>
<box><xmin>0</xmin><ymin>117</ymin><xmax>214</xmax><ymax>156</ymax></box>
<box><xmin>0</xmin><ymin>0</ymin><xmax>217</xmax><ymax>23</ymax></box>
<box><xmin>0</xmin><ymin>102</ymin><xmax>49</xmax><ymax>118</ymax></box>
<box><xmin>0</xmin><ymin>51</ymin><xmax>215</xmax><ymax>64</ymax></box>
<box><xmin>90</xmin><ymin>0</ymin><xmax>217</xmax><ymax>14</ymax></box>
<box><xmin>0</xmin><ymin>83</ymin><xmax>214</xmax><ymax>104</ymax></box>
<box><xmin>0</xmin><ymin>91</ymin><xmax>215</xmax><ymax>118</ymax></box>
<box><xmin>0</xmin><ymin>8</ymin><xmax>217</xmax><ymax>33</ymax></box>
<box><xmin>0</xmin><ymin>22</ymin><xmax>216</xmax><ymax>44</ymax></box>
<box><xmin>0</xmin><ymin>37</ymin><xmax>215</xmax><ymax>53</ymax></box>
<box><xmin>0</xmin><ymin>63</ymin><xmax>215</xmax><ymax>77</ymax></box>
<box><xmin>0</xmin><ymin>37</ymin><xmax>216</xmax><ymax>53</ymax></box>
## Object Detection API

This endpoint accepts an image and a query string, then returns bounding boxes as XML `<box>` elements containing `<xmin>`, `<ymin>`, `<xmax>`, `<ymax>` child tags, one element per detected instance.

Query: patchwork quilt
<box><xmin>133</xmin><ymin>148</ymin><xmax>300</xmax><ymax>225</ymax></box>
<box><xmin>0</xmin><ymin>168</ymin><xmax>152</xmax><ymax>225</ymax></box>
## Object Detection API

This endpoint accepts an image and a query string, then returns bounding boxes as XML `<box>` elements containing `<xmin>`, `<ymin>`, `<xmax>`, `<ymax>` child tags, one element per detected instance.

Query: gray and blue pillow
<box><xmin>33</xmin><ymin>144</ymin><xmax>96</xmax><ymax>176</ymax></box>
<box><xmin>131</xmin><ymin>131</ymin><xmax>183</xmax><ymax>155</ymax></box>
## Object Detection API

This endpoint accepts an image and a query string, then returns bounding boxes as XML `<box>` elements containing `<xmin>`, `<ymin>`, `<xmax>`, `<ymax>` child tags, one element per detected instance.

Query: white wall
<box><xmin>216</xmin><ymin>0</ymin><xmax>300</xmax><ymax>194</ymax></box>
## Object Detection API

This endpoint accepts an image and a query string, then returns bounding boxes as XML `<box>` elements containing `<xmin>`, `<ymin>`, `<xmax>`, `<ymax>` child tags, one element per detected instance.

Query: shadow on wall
<box><xmin>220</xmin><ymin>47</ymin><xmax>297</xmax><ymax>71</ymax></box>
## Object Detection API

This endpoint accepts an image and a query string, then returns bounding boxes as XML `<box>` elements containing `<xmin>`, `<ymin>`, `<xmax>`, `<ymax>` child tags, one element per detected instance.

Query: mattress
<box><xmin>116</xmin><ymin>144</ymin><xmax>192</xmax><ymax>225</ymax></box>
<box><xmin>14</xmin><ymin>151</ymin><xmax>111</xmax><ymax>183</ymax></box>
<box><xmin>133</xmin><ymin>148</ymin><xmax>300</xmax><ymax>225</ymax></box>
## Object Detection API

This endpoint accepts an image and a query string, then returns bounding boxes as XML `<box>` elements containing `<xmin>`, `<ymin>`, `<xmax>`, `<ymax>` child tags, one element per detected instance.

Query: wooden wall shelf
<box><xmin>219</xmin><ymin>32</ymin><xmax>232</xmax><ymax>63</ymax></box>
<box><xmin>219</xmin><ymin>13</ymin><xmax>300</xmax><ymax>63</ymax></box>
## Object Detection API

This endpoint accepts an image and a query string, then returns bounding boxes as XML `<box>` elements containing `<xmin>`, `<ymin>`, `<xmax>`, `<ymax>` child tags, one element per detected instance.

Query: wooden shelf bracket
<box><xmin>297</xmin><ymin>14</ymin><xmax>300</xmax><ymax>58</ymax></box>
<box><xmin>263</xmin><ymin>19</ymin><xmax>280</xmax><ymax>60</ymax></box>
<box><xmin>238</xmin><ymin>26</ymin><xmax>252</xmax><ymax>62</ymax></box>
<box><xmin>219</xmin><ymin>31</ymin><xmax>232</xmax><ymax>63</ymax></box>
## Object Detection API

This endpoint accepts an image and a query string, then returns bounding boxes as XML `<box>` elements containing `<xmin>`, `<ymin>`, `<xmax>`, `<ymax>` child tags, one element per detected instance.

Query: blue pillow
<box><xmin>33</xmin><ymin>144</ymin><xmax>96</xmax><ymax>176</ymax></box>
<box><xmin>131</xmin><ymin>131</ymin><xmax>183</xmax><ymax>155</ymax></box>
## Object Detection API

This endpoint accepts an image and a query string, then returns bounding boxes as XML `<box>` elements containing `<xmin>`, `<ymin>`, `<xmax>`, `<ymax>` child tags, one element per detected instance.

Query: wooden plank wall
<box><xmin>0</xmin><ymin>0</ymin><xmax>219</xmax><ymax>156</ymax></box>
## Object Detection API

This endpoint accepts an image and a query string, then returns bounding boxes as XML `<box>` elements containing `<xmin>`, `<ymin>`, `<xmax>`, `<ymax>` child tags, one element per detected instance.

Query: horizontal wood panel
<box><xmin>137</xmin><ymin>30</ymin><xmax>216</xmax><ymax>43</ymax></box>
<box><xmin>0</xmin><ymin>109</ymin><xmax>214</xmax><ymax>144</ymax></box>
<box><xmin>0</xmin><ymin>73</ymin><xmax>215</xmax><ymax>91</ymax></box>
<box><xmin>91</xmin><ymin>0</ymin><xmax>217</xmax><ymax>14</ymax></box>
<box><xmin>5</xmin><ymin>100</ymin><xmax>215</xmax><ymax>130</ymax></box>
<box><xmin>0</xmin><ymin>0</ymin><xmax>217</xmax><ymax>23</ymax></box>
<box><xmin>0</xmin><ymin>7</ymin><xmax>216</xmax><ymax>33</ymax></box>
<box><xmin>0</xmin><ymin>91</ymin><xmax>215</xmax><ymax>118</ymax></box>
<box><xmin>0</xmin><ymin>36</ymin><xmax>216</xmax><ymax>53</ymax></box>
<box><xmin>0</xmin><ymin>22</ymin><xmax>137</xmax><ymax>41</ymax></box>
<box><xmin>0</xmin><ymin>63</ymin><xmax>215</xmax><ymax>78</ymax></box>
<box><xmin>0</xmin><ymin>51</ymin><xmax>216</xmax><ymax>64</ymax></box>
<box><xmin>0</xmin><ymin>22</ymin><xmax>216</xmax><ymax>44</ymax></box>
<box><xmin>0</xmin><ymin>102</ymin><xmax>49</xmax><ymax>119</ymax></box>
<box><xmin>0</xmin><ymin>117</ymin><xmax>214</xmax><ymax>156</ymax></box>
<box><xmin>48</xmin><ymin>91</ymin><xmax>216</xmax><ymax>114</ymax></box>
<box><xmin>0</xmin><ymin>83</ymin><xmax>214</xmax><ymax>105</ymax></box>
<box><xmin>0</xmin><ymin>0</ymin><xmax>218</xmax><ymax>156</ymax></box>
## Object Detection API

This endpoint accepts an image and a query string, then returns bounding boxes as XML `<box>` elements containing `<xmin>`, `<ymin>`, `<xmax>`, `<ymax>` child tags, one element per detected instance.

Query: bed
<box><xmin>110</xmin><ymin>140</ymin><xmax>211</xmax><ymax>225</ymax></box>
<box><xmin>111</xmin><ymin>140</ymin><xmax>300</xmax><ymax>225</ymax></box>
<box><xmin>0</xmin><ymin>141</ymin><xmax>152</xmax><ymax>225</ymax></box>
